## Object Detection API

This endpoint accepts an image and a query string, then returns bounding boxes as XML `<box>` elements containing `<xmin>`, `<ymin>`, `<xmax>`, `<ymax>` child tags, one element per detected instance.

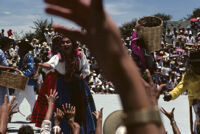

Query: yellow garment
<box><xmin>169</xmin><ymin>70</ymin><xmax>200</xmax><ymax>106</ymax></box>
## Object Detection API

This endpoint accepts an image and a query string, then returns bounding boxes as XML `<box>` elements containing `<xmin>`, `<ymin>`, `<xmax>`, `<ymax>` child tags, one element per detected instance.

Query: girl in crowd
<box><xmin>30</xmin><ymin>35</ymin><xmax>59</xmax><ymax>127</ymax></box>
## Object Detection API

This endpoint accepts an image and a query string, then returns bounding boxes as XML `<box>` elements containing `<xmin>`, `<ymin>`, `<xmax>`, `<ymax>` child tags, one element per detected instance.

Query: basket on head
<box><xmin>137</xmin><ymin>16</ymin><xmax>163</xmax><ymax>53</ymax></box>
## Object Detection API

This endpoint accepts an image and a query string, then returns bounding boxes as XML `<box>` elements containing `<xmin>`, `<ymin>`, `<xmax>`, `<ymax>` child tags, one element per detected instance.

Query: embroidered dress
<box><xmin>32</xmin><ymin>51</ymin><xmax>96</xmax><ymax>134</ymax></box>
<box><xmin>51</xmin><ymin>51</ymin><xmax>96</xmax><ymax>134</ymax></box>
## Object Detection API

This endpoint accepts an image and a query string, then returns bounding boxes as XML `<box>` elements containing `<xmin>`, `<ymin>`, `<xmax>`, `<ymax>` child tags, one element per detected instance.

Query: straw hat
<box><xmin>125</xmin><ymin>37</ymin><xmax>130</xmax><ymax>40</ymax></box>
<box><xmin>109</xmin><ymin>87</ymin><xmax>115</xmax><ymax>91</ymax></box>
<box><xmin>159</xmin><ymin>51</ymin><xmax>164</xmax><ymax>55</ymax></box>
<box><xmin>103</xmin><ymin>110</ymin><xmax>126</xmax><ymax>134</ymax></box>
<box><xmin>45</xmin><ymin>27</ymin><xmax>49</xmax><ymax>31</ymax></box>
<box><xmin>42</xmin><ymin>42</ymin><xmax>48</xmax><ymax>46</ymax></box>
<box><xmin>170</xmin><ymin>61</ymin><xmax>175</xmax><ymax>64</ymax></box>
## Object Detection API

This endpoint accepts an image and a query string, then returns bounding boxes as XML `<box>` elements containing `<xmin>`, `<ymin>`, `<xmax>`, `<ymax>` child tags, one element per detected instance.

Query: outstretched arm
<box><xmin>0</xmin><ymin>65</ymin><xmax>16</xmax><ymax>71</ymax></box>
<box><xmin>62</xmin><ymin>103</ymin><xmax>80</xmax><ymax>134</ymax></box>
<box><xmin>0</xmin><ymin>95</ymin><xmax>17</xmax><ymax>134</ymax></box>
<box><xmin>44</xmin><ymin>0</ymin><xmax>160</xmax><ymax>133</ymax></box>
<box><xmin>160</xmin><ymin>107</ymin><xmax>181</xmax><ymax>134</ymax></box>
<box><xmin>92</xmin><ymin>108</ymin><xmax>103</xmax><ymax>134</ymax></box>
<box><xmin>38</xmin><ymin>63</ymin><xmax>53</xmax><ymax>70</ymax></box>
<box><xmin>40</xmin><ymin>89</ymin><xmax>58</xmax><ymax>134</ymax></box>
<box><xmin>44</xmin><ymin>89</ymin><xmax>58</xmax><ymax>121</ymax></box>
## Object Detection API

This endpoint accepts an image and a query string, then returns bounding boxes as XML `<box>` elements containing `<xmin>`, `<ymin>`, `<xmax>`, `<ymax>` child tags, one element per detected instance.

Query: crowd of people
<box><xmin>0</xmin><ymin>28</ymin><xmax>116</xmax><ymax>95</ymax></box>
<box><xmin>123</xmin><ymin>20</ymin><xmax>200</xmax><ymax>94</ymax></box>
<box><xmin>2</xmin><ymin>20</ymin><xmax>200</xmax><ymax>96</ymax></box>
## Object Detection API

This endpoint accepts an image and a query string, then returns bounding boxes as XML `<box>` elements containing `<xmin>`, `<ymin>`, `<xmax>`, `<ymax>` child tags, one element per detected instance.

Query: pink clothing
<box><xmin>131</xmin><ymin>32</ymin><xmax>146</xmax><ymax>68</ymax></box>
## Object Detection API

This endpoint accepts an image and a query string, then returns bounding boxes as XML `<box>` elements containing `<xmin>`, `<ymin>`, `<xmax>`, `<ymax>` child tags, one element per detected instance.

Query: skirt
<box><xmin>31</xmin><ymin>72</ymin><xmax>57</xmax><ymax>127</ymax></box>
<box><xmin>52</xmin><ymin>76</ymin><xmax>96</xmax><ymax>134</ymax></box>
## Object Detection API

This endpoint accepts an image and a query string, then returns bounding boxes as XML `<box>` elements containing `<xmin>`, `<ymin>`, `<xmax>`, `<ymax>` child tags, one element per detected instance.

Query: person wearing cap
<box><xmin>13</xmin><ymin>39</ymin><xmax>36</xmax><ymax>121</ymax></box>
<box><xmin>0</xmin><ymin>37</ymin><xmax>16</xmax><ymax>106</ymax></box>
<box><xmin>164</xmin><ymin>50</ymin><xmax>200</xmax><ymax>134</ymax></box>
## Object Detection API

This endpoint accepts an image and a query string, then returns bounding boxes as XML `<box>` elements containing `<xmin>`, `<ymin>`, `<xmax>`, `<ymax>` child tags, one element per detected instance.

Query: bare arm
<box><xmin>171</xmin><ymin>120</ymin><xmax>181</xmax><ymax>134</ymax></box>
<box><xmin>44</xmin><ymin>0</ymin><xmax>160</xmax><ymax>133</ymax></box>
<box><xmin>0</xmin><ymin>65</ymin><xmax>15</xmax><ymax>70</ymax></box>
<box><xmin>38</xmin><ymin>63</ymin><xmax>53</xmax><ymax>70</ymax></box>
<box><xmin>92</xmin><ymin>108</ymin><xmax>103</xmax><ymax>134</ymax></box>
<box><xmin>160</xmin><ymin>107</ymin><xmax>181</xmax><ymax>134</ymax></box>
<box><xmin>0</xmin><ymin>95</ymin><xmax>17</xmax><ymax>134</ymax></box>
<box><xmin>44</xmin><ymin>89</ymin><xmax>58</xmax><ymax>120</ymax></box>
<box><xmin>62</xmin><ymin>104</ymin><xmax>80</xmax><ymax>134</ymax></box>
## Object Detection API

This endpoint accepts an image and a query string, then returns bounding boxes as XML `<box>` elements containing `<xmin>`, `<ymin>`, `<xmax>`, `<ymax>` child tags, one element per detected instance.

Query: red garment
<box><xmin>7</xmin><ymin>30</ymin><xmax>13</xmax><ymax>37</ymax></box>
<box><xmin>31</xmin><ymin>72</ymin><xmax>57</xmax><ymax>127</ymax></box>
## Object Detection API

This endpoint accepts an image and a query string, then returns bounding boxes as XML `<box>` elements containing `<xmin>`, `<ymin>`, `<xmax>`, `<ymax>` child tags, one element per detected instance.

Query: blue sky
<box><xmin>0</xmin><ymin>0</ymin><xmax>200</xmax><ymax>35</ymax></box>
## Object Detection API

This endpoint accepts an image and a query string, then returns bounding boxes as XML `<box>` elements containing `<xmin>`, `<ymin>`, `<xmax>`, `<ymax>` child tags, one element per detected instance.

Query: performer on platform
<box><xmin>32</xmin><ymin>35</ymin><xmax>96</xmax><ymax>133</ymax></box>
<box><xmin>13</xmin><ymin>40</ymin><xmax>36</xmax><ymax>120</ymax></box>
<box><xmin>31</xmin><ymin>35</ymin><xmax>62</xmax><ymax>127</ymax></box>
<box><xmin>52</xmin><ymin>36</ymin><xmax>96</xmax><ymax>133</ymax></box>
<box><xmin>164</xmin><ymin>50</ymin><xmax>200</xmax><ymax>134</ymax></box>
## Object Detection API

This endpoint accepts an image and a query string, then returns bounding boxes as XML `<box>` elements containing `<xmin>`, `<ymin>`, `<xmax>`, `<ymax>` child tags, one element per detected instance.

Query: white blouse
<box><xmin>46</xmin><ymin>52</ymin><xmax>90</xmax><ymax>79</ymax></box>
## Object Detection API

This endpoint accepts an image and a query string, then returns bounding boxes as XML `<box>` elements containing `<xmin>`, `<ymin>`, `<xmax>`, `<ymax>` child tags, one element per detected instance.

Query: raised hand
<box><xmin>141</xmin><ymin>69</ymin><xmax>166</xmax><ymax>105</ymax></box>
<box><xmin>1</xmin><ymin>95</ymin><xmax>18</xmax><ymax>116</ymax></box>
<box><xmin>44</xmin><ymin>1</ymin><xmax>160</xmax><ymax>133</ymax></box>
<box><xmin>44</xmin><ymin>0</ymin><xmax>122</xmax><ymax>66</ymax></box>
<box><xmin>44</xmin><ymin>90</ymin><xmax>59</xmax><ymax>122</ymax></box>
<box><xmin>45</xmin><ymin>89</ymin><xmax>58</xmax><ymax>104</ymax></box>
<box><xmin>54</xmin><ymin>108</ymin><xmax>64</xmax><ymax>126</ymax></box>
<box><xmin>92</xmin><ymin>108</ymin><xmax>103</xmax><ymax>121</ymax></box>
<box><xmin>0</xmin><ymin>95</ymin><xmax>18</xmax><ymax>134</ymax></box>
<box><xmin>160</xmin><ymin>107</ymin><xmax>175</xmax><ymax>120</ymax></box>
<box><xmin>62</xmin><ymin>103</ymin><xmax>76</xmax><ymax>123</ymax></box>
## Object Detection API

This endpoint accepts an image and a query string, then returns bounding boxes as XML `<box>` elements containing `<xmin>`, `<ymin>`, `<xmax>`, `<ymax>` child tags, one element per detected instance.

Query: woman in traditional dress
<box><xmin>31</xmin><ymin>35</ymin><xmax>62</xmax><ymax>127</ymax></box>
<box><xmin>51</xmin><ymin>36</ymin><xmax>96</xmax><ymax>134</ymax></box>
<box><xmin>31</xmin><ymin>35</ymin><xmax>96</xmax><ymax>134</ymax></box>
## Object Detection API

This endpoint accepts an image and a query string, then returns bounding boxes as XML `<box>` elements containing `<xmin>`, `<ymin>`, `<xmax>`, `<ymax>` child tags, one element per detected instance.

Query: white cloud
<box><xmin>105</xmin><ymin>3</ymin><xmax>132</xmax><ymax>16</ymax></box>
<box><xmin>3</xmin><ymin>11</ymin><xmax>11</xmax><ymax>15</ymax></box>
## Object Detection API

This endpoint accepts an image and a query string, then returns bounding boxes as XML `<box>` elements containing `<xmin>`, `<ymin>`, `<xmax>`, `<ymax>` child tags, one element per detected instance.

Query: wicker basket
<box><xmin>0</xmin><ymin>70</ymin><xmax>29</xmax><ymax>90</ymax></box>
<box><xmin>137</xmin><ymin>16</ymin><xmax>163</xmax><ymax>53</ymax></box>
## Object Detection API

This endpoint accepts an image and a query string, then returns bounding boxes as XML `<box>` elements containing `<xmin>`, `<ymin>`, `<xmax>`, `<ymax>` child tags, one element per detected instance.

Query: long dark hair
<box><xmin>0</xmin><ymin>37</ymin><xmax>13</xmax><ymax>50</ymax></box>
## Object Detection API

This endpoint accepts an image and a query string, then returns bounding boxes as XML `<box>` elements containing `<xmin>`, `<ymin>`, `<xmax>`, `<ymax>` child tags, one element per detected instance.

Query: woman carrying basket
<box><xmin>0</xmin><ymin>37</ymin><xmax>16</xmax><ymax>105</ymax></box>
<box><xmin>13</xmin><ymin>40</ymin><xmax>37</xmax><ymax>120</ymax></box>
